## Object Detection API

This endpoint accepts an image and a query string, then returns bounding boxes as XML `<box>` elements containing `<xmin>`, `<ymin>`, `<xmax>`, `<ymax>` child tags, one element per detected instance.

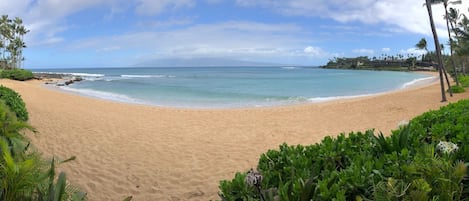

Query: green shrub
<box><xmin>0</xmin><ymin>89</ymin><xmax>86</xmax><ymax>201</ymax></box>
<box><xmin>448</xmin><ymin>85</ymin><xmax>466</xmax><ymax>93</ymax></box>
<box><xmin>0</xmin><ymin>85</ymin><xmax>28</xmax><ymax>121</ymax></box>
<box><xmin>218</xmin><ymin>99</ymin><xmax>469</xmax><ymax>200</ymax></box>
<box><xmin>459</xmin><ymin>75</ymin><xmax>469</xmax><ymax>87</ymax></box>
<box><xmin>0</xmin><ymin>69</ymin><xmax>34</xmax><ymax>81</ymax></box>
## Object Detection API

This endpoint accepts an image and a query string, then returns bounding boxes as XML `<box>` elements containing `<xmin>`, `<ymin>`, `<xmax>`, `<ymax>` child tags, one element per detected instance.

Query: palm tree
<box><xmin>416</xmin><ymin>38</ymin><xmax>428</xmax><ymax>62</ymax></box>
<box><xmin>438</xmin><ymin>0</ymin><xmax>462</xmax><ymax>85</ymax></box>
<box><xmin>450</xmin><ymin>8</ymin><xmax>469</xmax><ymax>75</ymax></box>
<box><xmin>0</xmin><ymin>16</ymin><xmax>28</xmax><ymax>69</ymax></box>
<box><xmin>12</xmin><ymin>17</ymin><xmax>28</xmax><ymax>69</ymax></box>
<box><xmin>425</xmin><ymin>0</ymin><xmax>448</xmax><ymax>102</ymax></box>
<box><xmin>0</xmin><ymin>15</ymin><xmax>11</xmax><ymax>66</ymax></box>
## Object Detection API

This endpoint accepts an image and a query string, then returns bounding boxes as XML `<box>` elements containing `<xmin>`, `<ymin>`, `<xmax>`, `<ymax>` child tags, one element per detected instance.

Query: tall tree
<box><xmin>0</xmin><ymin>15</ymin><xmax>28</xmax><ymax>69</ymax></box>
<box><xmin>451</xmin><ymin>9</ymin><xmax>469</xmax><ymax>74</ymax></box>
<box><xmin>12</xmin><ymin>17</ymin><xmax>28</xmax><ymax>69</ymax></box>
<box><xmin>438</xmin><ymin>0</ymin><xmax>462</xmax><ymax>85</ymax></box>
<box><xmin>0</xmin><ymin>15</ymin><xmax>12</xmax><ymax>65</ymax></box>
<box><xmin>425</xmin><ymin>0</ymin><xmax>448</xmax><ymax>102</ymax></box>
<box><xmin>416</xmin><ymin>38</ymin><xmax>428</xmax><ymax>62</ymax></box>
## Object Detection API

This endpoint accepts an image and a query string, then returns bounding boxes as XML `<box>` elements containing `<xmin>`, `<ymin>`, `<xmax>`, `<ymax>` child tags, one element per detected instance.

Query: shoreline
<box><xmin>37</xmin><ymin>71</ymin><xmax>439</xmax><ymax>110</ymax></box>
<box><xmin>0</xmin><ymin>74</ymin><xmax>467</xmax><ymax>201</ymax></box>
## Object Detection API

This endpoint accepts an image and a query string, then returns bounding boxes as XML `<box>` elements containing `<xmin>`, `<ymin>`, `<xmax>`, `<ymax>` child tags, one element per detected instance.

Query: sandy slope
<box><xmin>0</xmin><ymin>75</ymin><xmax>467</xmax><ymax>201</ymax></box>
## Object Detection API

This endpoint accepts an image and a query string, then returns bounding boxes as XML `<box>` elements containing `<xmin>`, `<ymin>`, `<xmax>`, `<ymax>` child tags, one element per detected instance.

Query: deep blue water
<box><xmin>32</xmin><ymin>67</ymin><xmax>434</xmax><ymax>108</ymax></box>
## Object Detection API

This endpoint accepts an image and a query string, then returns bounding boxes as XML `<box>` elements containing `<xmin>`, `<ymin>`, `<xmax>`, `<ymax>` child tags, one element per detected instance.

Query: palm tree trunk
<box><xmin>426</xmin><ymin>0</ymin><xmax>447</xmax><ymax>102</ymax></box>
<box><xmin>442</xmin><ymin>64</ymin><xmax>453</xmax><ymax>97</ymax></box>
<box><xmin>445</xmin><ymin>3</ymin><xmax>460</xmax><ymax>86</ymax></box>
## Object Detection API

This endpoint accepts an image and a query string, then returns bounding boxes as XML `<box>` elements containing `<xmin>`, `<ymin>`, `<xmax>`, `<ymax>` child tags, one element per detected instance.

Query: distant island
<box><xmin>321</xmin><ymin>56</ymin><xmax>436</xmax><ymax>71</ymax></box>
<box><xmin>134</xmin><ymin>57</ymin><xmax>290</xmax><ymax>67</ymax></box>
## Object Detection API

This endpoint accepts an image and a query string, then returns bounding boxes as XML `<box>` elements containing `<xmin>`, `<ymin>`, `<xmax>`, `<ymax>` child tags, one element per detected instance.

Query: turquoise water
<box><xmin>33</xmin><ymin>67</ymin><xmax>434</xmax><ymax>108</ymax></box>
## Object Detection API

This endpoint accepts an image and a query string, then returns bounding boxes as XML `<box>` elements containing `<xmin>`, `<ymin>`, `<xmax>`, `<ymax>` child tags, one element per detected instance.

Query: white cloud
<box><xmin>1</xmin><ymin>0</ymin><xmax>199</xmax><ymax>46</ymax></box>
<box><xmin>303</xmin><ymin>46</ymin><xmax>328</xmax><ymax>57</ymax></box>
<box><xmin>400</xmin><ymin>48</ymin><xmax>427</xmax><ymax>56</ymax></box>
<box><xmin>236</xmin><ymin>0</ymin><xmax>469</xmax><ymax>37</ymax></box>
<box><xmin>64</xmin><ymin>21</ymin><xmax>326</xmax><ymax>64</ymax></box>
<box><xmin>136</xmin><ymin>17</ymin><xmax>195</xmax><ymax>28</ymax></box>
<box><xmin>0</xmin><ymin>0</ymin><xmax>119</xmax><ymax>47</ymax></box>
<box><xmin>135</xmin><ymin>0</ymin><xmax>194</xmax><ymax>15</ymax></box>
<box><xmin>0</xmin><ymin>0</ymin><xmax>31</xmax><ymax>17</ymax></box>
<box><xmin>352</xmin><ymin>48</ymin><xmax>374</xmax><ymax>55</ymax></box>
<box><xmin>381</xmin><ymin>48</ymin><xmax>391</xmax><ymax>52</ymax></box>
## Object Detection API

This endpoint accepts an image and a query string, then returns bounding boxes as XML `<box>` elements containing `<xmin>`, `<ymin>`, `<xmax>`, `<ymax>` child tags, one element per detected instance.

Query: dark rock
<box><xmin>65</xmin><ymin>80</ymin><xmax>74</xmax><ymax>85</ymax></box>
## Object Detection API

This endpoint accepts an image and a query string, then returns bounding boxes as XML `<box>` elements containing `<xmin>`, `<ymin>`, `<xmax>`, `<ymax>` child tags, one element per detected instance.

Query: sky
<box><xmin>1</xmin><ymin>0</ymin><xmax>469</xmax><ymax>68</ymax></box>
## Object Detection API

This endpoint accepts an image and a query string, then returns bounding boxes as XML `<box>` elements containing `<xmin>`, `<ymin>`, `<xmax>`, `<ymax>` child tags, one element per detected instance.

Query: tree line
<box><xmin>0</xmin><ymin>15</ymin><xmax>29</xmax><ymax>70</ymax></box>
<box><xmin>424</xmin><ymin>0</ymin><xmax>469</xmax><ymax>101</ymax></box>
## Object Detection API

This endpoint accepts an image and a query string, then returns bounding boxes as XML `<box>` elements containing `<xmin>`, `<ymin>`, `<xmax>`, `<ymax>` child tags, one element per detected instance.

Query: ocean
<box><xmin>32</xmin><ymin>67</ymin><xmax>434</xmax><ymax>108</ymax></box>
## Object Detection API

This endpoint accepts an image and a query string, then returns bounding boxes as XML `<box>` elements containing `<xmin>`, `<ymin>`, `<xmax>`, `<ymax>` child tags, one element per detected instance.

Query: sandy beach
<box><xmin>0</xmin><ymin>74</ymin><xmax>468</xmax><ymax>201</ymax></box>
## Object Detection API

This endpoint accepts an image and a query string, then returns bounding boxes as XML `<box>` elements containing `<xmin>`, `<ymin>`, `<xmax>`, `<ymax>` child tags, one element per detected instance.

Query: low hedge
<box><xmin>219</xmin><ymin>99</ymin><xmax>469</xmax><ymax>200</ymax></box>
<box><xmin>0</xmin><ymin>85</ymin><xmax>28</xmax><ymax>121</ymax></box>
<box><xmin>449</xmin><ymin>85</ymin><xmax>466</xmax><ymax>93</ymax></box>
<box><xmin>459</xmin><ymin>75</ymin><xmax>469</xmax><ymax>87</ymax></box>
<box><xmin>0</xmin><ymin>69</ymin><xmax>34</xmax><ymax>81</ymax></box>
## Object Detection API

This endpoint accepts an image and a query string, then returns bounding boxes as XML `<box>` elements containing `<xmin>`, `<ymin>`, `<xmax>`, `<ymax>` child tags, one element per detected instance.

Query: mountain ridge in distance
<box><xmin>134</xmin><ymin>57</ymin><xmax>293</xmax><ymax>67</ymax></box>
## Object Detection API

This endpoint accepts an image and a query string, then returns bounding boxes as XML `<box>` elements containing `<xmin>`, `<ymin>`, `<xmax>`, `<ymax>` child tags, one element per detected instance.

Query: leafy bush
<box><xmin>0</xmin><ymin>88</ymin><xmax>86</xmax><ymax>201</ymax></box>
<box><xmin>0</xmin><ymin>69</ymin><xmax>34</xmax><ymax>81</ymax></box>
<box><xmin>448</xmin><ymin>85</ymin><xmax>466</xmax><ymax>93</ymax></box>
<box><xmin>219</xmin><ymin>99</ymin><xmax>469</xmax><ymax>201</ymax></box>
<box><xmin>0</xmin><ymin>85</ymin><xmax>28</xmax><ymax>121</ymax></box>
<box><xmin>459</xmin><ymin>75</ymin><xmax>469</xmax><ymax>87</ymax></box>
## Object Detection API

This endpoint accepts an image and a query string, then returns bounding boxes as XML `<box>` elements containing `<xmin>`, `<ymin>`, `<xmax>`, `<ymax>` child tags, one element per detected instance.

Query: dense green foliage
<box><xmin>321</xmin><ymin>56</ymin><xmax>413</xmax><ymax>71</ymax></box>
<box><xmin>219</xmin><ymin>99</ymin><xmax>469</xmax><ymax>201</ymax></box>
<box><xmin>449</xmin><ymin>85</ymin><xmax>466</xmax><ymax>93</ymax></box>
<box><xmin>0</xmin><ymin>15</ymin><xmax>29</xmax><ymax>69</ymax></box>
<box><xmin>0</xmin><ymin>85</ymin><xmax>28</xmax><ymax>121</ymax></box>
<box><xmin>0</xmin><ymin>87</ymin><xmax>86</xmax><ymax>201</ymax></box>
<box><xmin>0</xmin><ymin>69</ymin><xmax>34</xmax><ymax>81</ymax></box>
<box><xmin>460</xmin><ymin>75</ymin><xmax>469</xmax><ymax>87</ymax></box>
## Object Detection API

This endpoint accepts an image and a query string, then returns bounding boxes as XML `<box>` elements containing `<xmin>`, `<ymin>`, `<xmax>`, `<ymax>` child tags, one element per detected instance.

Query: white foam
<box><xmin>60</xmin><ymin>86</ymin><xmax>144</xmax><ymax>104</ymax></box>
<box><xmin>120</xmin><ymin>74</ymin><xmax>175</xmax><ymax>78</ymax></box>
<box><xmin>308</xmin><ymin>94</ymin><xmax>374</xmax><ymax>103</ymax></box>
<box><xmin>401</xmin><ymin>76</ymin><xmax>437</xmax><ymax>89</ymax></box>
<box><xmin>69</xmin><ymin>73</ymin><xmax>105</xmax><ymax>77</ymax></box>
<box><xmin>34</xmin><ymin>71</ymin><xmax>63</xmax><ymax>74</ymax></box>
<box><xmin>281</xmin><ymin>66</ymin><xmax>297</xmax><ymax>69</ymax></box>
<box><xmin>34</xmin><ymin>71</ymin><xmax>104</xmax><ymax>77</ymax></box>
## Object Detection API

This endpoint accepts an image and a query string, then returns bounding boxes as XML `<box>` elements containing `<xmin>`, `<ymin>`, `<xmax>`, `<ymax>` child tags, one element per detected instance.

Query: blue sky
<box><xmin>2</xmin><ymin>0</ymin><xmax>469</xmax><ymax>68</ymax></box>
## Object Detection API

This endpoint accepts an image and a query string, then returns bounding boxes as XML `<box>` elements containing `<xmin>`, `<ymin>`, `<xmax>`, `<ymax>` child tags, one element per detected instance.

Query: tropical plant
<box><xmin>218</xmin><ymin>99</ymin><xmax>469</xmax><ymax>200</ymax></box>
<box><xmin>416</xmin><ymin>38</ymin><xmax>428</xmax><ymax>62</ymax></box>
<box><xmin>0</xmin><ymin>86</ymin><xmax>87</xmax><ymax>201</ymax></box>
<box><xmin>0</xmin><ymin>137</ymin><xmax>44</xmax><ymax>201</ymax></box>
<box><xmin>425</xmin><ymin>0</ymin><xmax>451</xmax><ymax>102</ymax></box>
<box><xmin>438</xmin><ymin>0</ymin><xmax>463</xmax><ymax>86</ymax></box>
<box><xmin>0</xmin><ymin>101</ymin><xmax>34</xmax><ymax>158</ymax></box>
<box><xmin>0</xmin><ymin>15</ymin><xmax>28</xmax><ymax>70</ymax></box>
<box><xmin>448</xmin><ymin>85</ymin><xmax>465</xmax><ymax>93</ymax></box>
<box><xmin>459</xmin><ymin>75</ymin><xmax>469</xmax><ymax>87</ymax></box>
<box><xmin>0</xmin><ymin>85</ymin><xmax>28</xmax><ymax>121</ymax></box>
